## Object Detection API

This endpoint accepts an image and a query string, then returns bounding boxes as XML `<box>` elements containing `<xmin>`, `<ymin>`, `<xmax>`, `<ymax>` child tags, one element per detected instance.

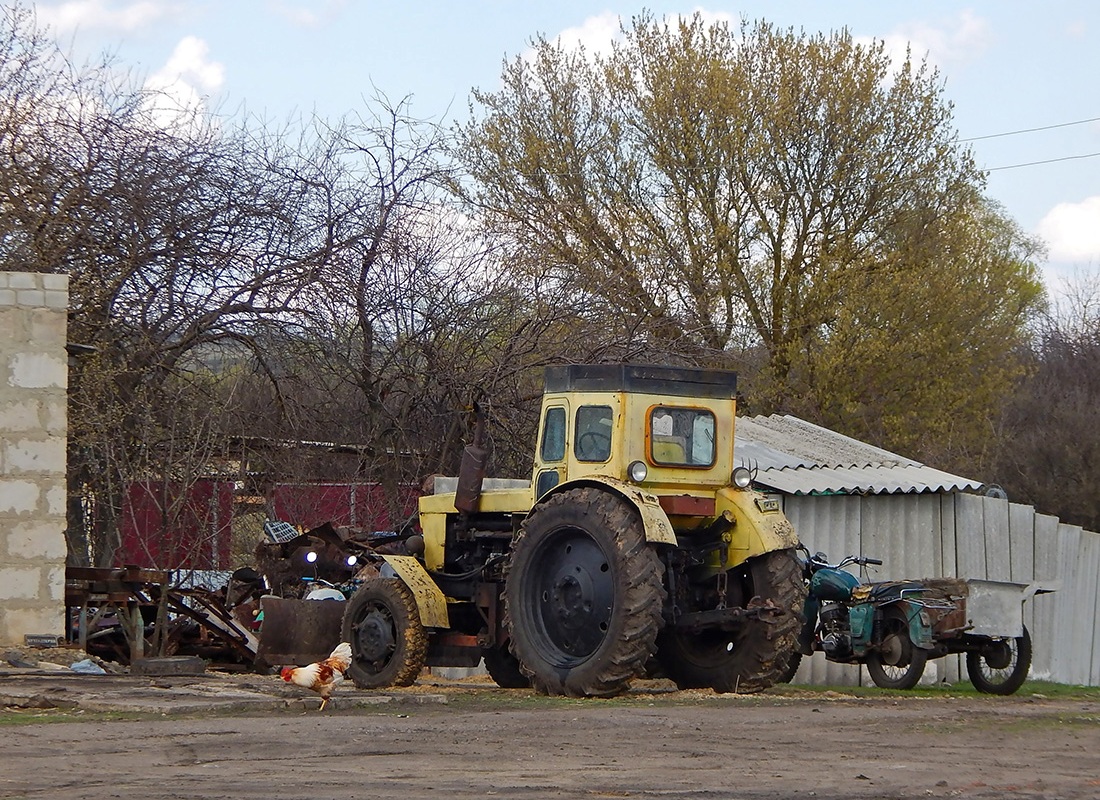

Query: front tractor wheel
<box><xmin>657</xmin><ymin>548</ymin><xmax>805</xmax><ymax>693</ymax></box>
<box><xmin>504</xmin><ymin>487</ymin><xmax>666</xmax><ymax>697</ymax></box>
<box><xmin>341</xmin><ymin>577</ymin><xmax>427</xmax><ymax>689</ymax></box>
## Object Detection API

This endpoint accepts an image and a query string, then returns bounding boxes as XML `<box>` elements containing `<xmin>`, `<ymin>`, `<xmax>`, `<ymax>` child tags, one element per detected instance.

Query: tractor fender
<box><xmin>714</xmin><ymin>486</ymin><xmax>799</xmax><ymax>568</ymax></box>
<box><xmin>381</xmin><ymin>554</ymin><xmax>451</xmax><ymax>629</ymax></box>
<box><xmin>534</xmin><ymin>476</ymin><xmax>677</xmax><ymax>545</ymax></box>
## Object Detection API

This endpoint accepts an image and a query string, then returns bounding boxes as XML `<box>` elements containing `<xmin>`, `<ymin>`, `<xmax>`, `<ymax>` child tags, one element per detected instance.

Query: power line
<box><xmin>986</xmin><ymin>151</ymin><xmax>1100</xmax><ymax>172</ymax></box>
<box><xmin>962</xmin><ymin>115</ymin><xmax>1100</xmax><ymax>142</ymax></box>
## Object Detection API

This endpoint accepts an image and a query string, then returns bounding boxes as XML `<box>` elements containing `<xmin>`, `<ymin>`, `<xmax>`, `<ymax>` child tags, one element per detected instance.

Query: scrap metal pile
<box><xmin>66</xmin><ymin>519</ymin><xmax>417</xmax><ymax>671</ymax></box>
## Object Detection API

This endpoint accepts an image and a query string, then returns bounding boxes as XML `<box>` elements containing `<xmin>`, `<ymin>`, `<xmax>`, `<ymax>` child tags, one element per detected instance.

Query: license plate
<box><xmin>756</xmin><ymin>497</ymin><xmax>780</xmax><ymax>513</ymax></box>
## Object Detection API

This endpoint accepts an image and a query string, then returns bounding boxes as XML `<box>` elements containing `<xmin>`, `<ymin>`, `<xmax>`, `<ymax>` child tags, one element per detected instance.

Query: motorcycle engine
<box><xmin>818</xmin><ymin>603</ymin><xmax>853</xmax><ymax>659</ymax></box>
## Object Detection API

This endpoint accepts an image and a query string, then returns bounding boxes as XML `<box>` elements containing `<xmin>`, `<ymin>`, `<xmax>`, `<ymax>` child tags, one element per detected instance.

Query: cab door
<box><xmin>533</xmin><ymin>403</ymin><xmax>567</xmax><ymax>497</ymax></box>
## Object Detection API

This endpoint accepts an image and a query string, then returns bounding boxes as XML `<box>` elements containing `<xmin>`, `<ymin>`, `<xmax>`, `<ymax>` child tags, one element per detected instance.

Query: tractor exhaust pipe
<box><xmin>454</xmin><ymin>401</ymin><xmax>488</xmax><ymax>517</ymax></box>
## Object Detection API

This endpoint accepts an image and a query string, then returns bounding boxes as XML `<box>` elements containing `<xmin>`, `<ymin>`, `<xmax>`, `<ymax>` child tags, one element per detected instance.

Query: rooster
<box><xmin>280</xmin><ymin>642</ymin><xmax>353</xmax><ymax>711</ymax></box>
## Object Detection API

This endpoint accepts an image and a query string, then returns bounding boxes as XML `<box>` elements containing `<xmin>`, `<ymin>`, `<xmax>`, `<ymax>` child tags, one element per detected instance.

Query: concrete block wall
<box><xmin>0</xmin><ymin>271</ymin><xmax>68</xmax><ymax>646</ymax></box>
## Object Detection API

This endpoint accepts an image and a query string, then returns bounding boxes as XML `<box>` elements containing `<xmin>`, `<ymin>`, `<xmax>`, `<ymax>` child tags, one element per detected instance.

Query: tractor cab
<box><xmin>530</xmin><ymin>364</ymin><xmax>739</xmax><ymax>498</ymax></box>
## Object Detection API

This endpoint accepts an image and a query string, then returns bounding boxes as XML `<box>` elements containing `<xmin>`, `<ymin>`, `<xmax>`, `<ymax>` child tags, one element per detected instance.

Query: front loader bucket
<box><xmin>255</xmin><ymin>597</ymin><xmax>345</xmax><ymax>668</ymax></box>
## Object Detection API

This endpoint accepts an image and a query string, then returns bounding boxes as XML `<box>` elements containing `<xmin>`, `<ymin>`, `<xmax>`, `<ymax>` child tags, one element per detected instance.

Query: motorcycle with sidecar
<box><xmin>782</xmin><ymin>544</ymin><xmax>1048</xmax><ymax>694</ymax></box>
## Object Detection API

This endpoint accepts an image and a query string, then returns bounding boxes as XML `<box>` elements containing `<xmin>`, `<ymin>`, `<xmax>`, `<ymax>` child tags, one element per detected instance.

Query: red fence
<box><xmin>270</xmin><ymin>483</ymin><xmax>415</xmax><ymax>531</ymax></box>
<box><xmin>119</xmin><ymin>480</ymin><xmax>234</xmax><ymax>570</ymax></box>
<box><xmin>118</xmin><ymin>481</ymin><xmax>418</xmax><ymax>570</ymax></box>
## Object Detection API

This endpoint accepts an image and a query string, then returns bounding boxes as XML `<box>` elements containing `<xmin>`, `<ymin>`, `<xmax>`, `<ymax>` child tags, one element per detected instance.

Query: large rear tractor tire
<box><xmin>656</xmin><ymin>548</ymin><xmax>804</xmax><ymax>693</ymax></box>
<box><xmin>482</xmin><ymin>645</ymin><xmax>530</xmax><ymax>689</ymax></box>
<box><xmin>777</xmin><ymin>651</ymin><xmax>803</xmax><ymax>684</ymax></box>
<box><xmin>504</xmin><ymin>487</ymin><xmax>665</xmax><ymax>697</ymax></box>
<box><xmin>341</xmin><ymin>577</ymin><xmax>427</xmax><ymax>688</ymax></box>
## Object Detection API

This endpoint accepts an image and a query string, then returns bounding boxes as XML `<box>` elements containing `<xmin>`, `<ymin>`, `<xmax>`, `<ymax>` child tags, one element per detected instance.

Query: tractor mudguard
<box><xmin>715</xmin><ymin>486</ymin><xmax>798</xmax><ymax>568</ymax></box>
<box><xmin>535</xmin><ymin>476</ymin><xmax>677</xmax><ymax>545</ymax></box>
<box><xmin>382</xmin><ymin>554</ymin><xmax>450</xmax><ymax>629</ymax></box>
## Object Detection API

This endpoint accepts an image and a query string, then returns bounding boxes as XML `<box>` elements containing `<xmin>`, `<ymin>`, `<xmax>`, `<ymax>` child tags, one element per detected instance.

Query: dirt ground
<box><xmin>2</xmin><ymin>669</ymin><xmax>1099</xmax><ymax>800</ymax></box>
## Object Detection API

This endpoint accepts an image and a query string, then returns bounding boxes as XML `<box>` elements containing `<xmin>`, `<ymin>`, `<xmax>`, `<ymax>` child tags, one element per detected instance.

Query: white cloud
<box><xmin>151</xmin><ymin>35</ymin><xmax>224</xmax><ymax>92</ymax></box>
<box><xmin>140</xmin><ymin>36</ymin><xmax>224</xmax><ymax>129</ymax></box>
<box><xmin>543</xmin><ymin>8</ymin><xmax>737</xmax><ymax>61</ymax></box>
<box><xmin>551</xmin><ymin>12</ymin><xmax>623</xmax><ymax>57</ymax></box>
<box><xmin>1037</xmin><ymin>197</ymin><xmax>1100</xmax><ymax>262</ymax></box>
<box><xmin>871</xmin><ymin>10</ymin><xmax>991</xmax><ymax>70</ymax></box>
<box><xmin>35</xmin><ymin>0</ymin><xmax>179</xmax><ymax>34</ymax></box>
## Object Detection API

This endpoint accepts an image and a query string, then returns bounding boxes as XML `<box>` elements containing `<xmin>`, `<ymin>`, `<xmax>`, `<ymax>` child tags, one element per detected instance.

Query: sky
<box><xmin>25</xmin><ymin>0</ymin><xmax>1100</xmax><ymax>294</ymax></box>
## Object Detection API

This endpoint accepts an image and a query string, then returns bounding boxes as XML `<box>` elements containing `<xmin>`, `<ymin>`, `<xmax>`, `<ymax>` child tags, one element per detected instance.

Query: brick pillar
<box><xmin>0</xmin><ymin>271</ymin><xmax>68</xmax><ymax>646</ymax></box>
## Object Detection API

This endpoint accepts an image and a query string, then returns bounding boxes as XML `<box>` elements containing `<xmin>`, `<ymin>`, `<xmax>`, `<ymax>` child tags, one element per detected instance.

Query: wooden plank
<box><xmin>1029</xmin><ymin>513</ymin><xmax>1061</xmax><ymax>681</ymax></box>
<box><xmin>982</xmin><ymin>496</ymin><xmax>1012</xmax><ymax>581</ymax></box>
<box><xmin>1008</xmin><ymin>502</ymin><xmax>1036</xmax><ymax>582</ymax></box>
<box><xmin>1083</xmin><ymin>532</ymin><xmax>1100</xmax><ymax>685</ymax></box>
<box><xmin>954</xmin><ymin>493</ymin><xmax>988</xmax><ymax>578</ymax></box>
<box><xmin>938</xmin><ymin>494</ymin><xmax>961</xmax><ymax>683</ymax></box>
<box><xmin>1051</xmin><ymin>524</ymin><xmax>1084</xmax><ymax>684</ymax></box>
<box><xmin>860</xmin><ymin>494</ymin><xmax>938</xmax><ymax>580</ymax></box>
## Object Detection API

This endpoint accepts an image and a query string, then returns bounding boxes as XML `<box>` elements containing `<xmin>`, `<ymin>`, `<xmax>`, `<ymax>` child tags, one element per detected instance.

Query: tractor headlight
<box><xmin>731</xmin><ymin>466</ymin><xmax>752</xmax><ymax>489</ymax></box>
<box><xmin>627</xmin><ymin>460</ymin><xmax>648</xmax><ymax>483</ymax></box>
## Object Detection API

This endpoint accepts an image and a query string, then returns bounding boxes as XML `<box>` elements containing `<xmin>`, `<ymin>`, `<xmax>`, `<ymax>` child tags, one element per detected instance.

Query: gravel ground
<box><xmin>2</xmin><ymin>654</ymin><xmax>1099</xmax><ymax>800</ymax></box>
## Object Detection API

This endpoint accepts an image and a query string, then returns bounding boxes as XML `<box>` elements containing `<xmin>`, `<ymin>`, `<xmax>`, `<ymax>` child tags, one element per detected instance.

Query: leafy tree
<box><xmin>455</xmin><ymin>12</ymin><xmax>1044</xmax><ymax>458</ymax></box>
<box><xmin>787</xmin><ymin>198</ymin><xmax>1044</xmax><ymax>466</ymax></box>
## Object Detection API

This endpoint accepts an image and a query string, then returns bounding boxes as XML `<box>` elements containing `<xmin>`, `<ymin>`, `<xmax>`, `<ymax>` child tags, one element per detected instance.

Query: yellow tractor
<box><xmin>341</xmin><ymin>364</ymin><xmax>805</xmax><ymax>696</ymax></box>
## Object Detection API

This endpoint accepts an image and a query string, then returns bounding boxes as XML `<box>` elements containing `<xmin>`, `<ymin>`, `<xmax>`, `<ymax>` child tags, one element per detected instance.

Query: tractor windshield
<box><xmin>574</xmin><ymin>405</ymin><xmax>613</xmax><ymax>462</ymax></box>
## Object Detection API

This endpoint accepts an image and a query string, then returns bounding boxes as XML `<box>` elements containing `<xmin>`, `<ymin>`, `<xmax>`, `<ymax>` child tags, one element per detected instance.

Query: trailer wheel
<box><xmin>504</xmin><ymin>487</ymin><xmax>665</xmax><ymax>697</ymax></box>
<box><xmin>966</xmin><ymin>625</ymin><xmax>1032</xmax><ymax>695</ymax></box>
<box><xmin>342</xmin><ymin>577</ymin><xmax>427</xmax><ymax>688</ymax></box>
<box><xmin>657</xmin><ymin>548</ymin><xmax>804</xmax><ymax>693</ymax></box>
<box><xmin>866</xmin><ymin>607</ymin><xmax>927</xmax><ymax>690</ymax></box>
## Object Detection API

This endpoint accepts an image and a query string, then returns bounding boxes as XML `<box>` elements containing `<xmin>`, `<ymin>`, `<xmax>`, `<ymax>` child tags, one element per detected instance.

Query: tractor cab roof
<box><xmin>543</xmin><ymin>364</ymin><xmax>737</xmax><ymax>400</ymax></box>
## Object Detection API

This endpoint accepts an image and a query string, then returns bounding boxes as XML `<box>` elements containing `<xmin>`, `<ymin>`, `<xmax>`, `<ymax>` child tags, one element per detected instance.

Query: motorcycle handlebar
<box><xmin>805</xmin><ymin>552</ymin><xmax>883</xmax><ymax>571</ymax></box>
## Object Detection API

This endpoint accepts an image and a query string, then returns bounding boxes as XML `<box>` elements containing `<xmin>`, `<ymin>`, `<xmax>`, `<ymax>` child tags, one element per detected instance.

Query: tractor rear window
<box><xmin>649</xmin><ymin>406</ymin><xmax>715</xmax><ymax>466</ymax></box>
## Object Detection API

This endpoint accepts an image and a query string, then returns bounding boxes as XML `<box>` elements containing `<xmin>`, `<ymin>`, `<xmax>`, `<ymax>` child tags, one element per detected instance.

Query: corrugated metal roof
<box><xmin>735</xmin><ymin>414</ymin><xmax>984</xmax><ymax>496</ymax></box>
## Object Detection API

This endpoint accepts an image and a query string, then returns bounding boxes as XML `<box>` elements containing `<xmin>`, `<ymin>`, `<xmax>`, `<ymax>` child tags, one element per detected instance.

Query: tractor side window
<box><xmin>650</xmin><ymin>406</ymin><xmax>716</xmax><ymax>466</ymax></box>
<box><xmin>540</xmin><ymin>407</ymin><xmax>566</xmax><ymax>462</ymax></box>
<box><xmin>574</xmin><ymin>405</ymin><xmax>613</xmax><ymax>462</ymax></box>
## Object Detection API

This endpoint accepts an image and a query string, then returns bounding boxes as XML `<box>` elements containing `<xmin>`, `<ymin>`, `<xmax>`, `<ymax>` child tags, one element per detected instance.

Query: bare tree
<box><xmin>990</xmin><ymin>271</ymin><xmax>1100</xmax><ymax>529</ymax></box>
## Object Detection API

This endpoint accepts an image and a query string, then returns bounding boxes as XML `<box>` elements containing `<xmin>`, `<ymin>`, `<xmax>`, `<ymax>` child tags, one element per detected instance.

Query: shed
<box><xmin>736</xmin><ymin>414</ymin><xmax>1098</xmax><ymax>688</ymax></box>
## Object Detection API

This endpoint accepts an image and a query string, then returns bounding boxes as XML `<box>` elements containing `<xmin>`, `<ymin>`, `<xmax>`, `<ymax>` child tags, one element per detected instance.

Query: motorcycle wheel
<box><xmin>865</xmin><ymin>607</ymin><xmax>927</xmax><ymax>690</ymax></box>
<box><xmin>966</xmin><ymin>626</ymin><xmax>1032</xmax><ymax>695</ymax></box>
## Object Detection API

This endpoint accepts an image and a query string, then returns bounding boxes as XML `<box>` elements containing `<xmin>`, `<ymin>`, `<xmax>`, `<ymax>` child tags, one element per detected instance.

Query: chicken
<box><xmin>280</xmin><ymin>642</ymin><xmax>352</xmax><ymax>711</ymax></box>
